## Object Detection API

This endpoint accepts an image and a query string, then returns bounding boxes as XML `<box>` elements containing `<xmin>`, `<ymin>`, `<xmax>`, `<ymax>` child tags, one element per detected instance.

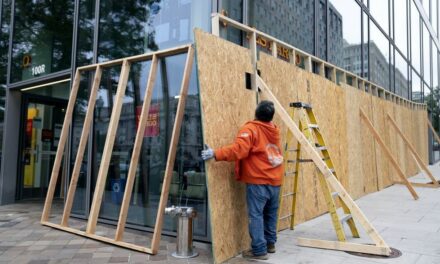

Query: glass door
<box><xmin>19</xmin><ymin>96</ymin><xmax>67</xmax><ymax>200</ymax></box>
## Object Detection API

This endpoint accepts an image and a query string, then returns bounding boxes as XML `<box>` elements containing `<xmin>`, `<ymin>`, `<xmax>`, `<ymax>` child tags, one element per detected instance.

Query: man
<box><xmin>201</xmin><ymin>100</ymin><xmax>284</xmax><ymax>260</ymax></box>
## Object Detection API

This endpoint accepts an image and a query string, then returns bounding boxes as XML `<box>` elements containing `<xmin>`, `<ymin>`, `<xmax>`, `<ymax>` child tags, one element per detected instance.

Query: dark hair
<box><xmin>255</xmin><ymin>100</ymin><xmax>275</xmax><ymax>122</ymax></box>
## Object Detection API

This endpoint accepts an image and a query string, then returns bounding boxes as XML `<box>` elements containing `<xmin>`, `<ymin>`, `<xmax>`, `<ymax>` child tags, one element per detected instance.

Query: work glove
<box><xmin>201</xmin><ymin>144</ymin><xmax>215</xmax><ymax>161</ymax></box>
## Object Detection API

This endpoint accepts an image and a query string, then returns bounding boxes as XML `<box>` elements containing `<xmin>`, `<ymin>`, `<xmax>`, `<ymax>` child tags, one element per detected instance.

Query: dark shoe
<box><xmin>242</xmin><ymin>249</ymin><xmax>269</xmax><ymax>260</ymax></box>
<box><xmin>267</xmin><ymin>244</ymin><xmax>276</xmax><ymax>253</ymax></box>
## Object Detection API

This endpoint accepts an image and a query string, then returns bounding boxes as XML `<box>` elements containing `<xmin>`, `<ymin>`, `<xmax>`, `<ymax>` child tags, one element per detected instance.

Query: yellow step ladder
<box><xmin>277</xmin><ymin>102</ymin><xmax>360</xmax><ymax>242</ymax></box>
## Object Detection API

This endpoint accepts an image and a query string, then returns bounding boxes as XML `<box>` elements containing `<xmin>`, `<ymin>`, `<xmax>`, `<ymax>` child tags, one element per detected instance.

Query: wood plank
<box><xmin>41</xmin><ymin>70</ymin><xmax>82</xmax><ymax>222</ymax></box>
<box><xmin>150</xmin><ymin>46</ymin><xmax>194</xmax><ymax>253</ymax></box>
<box><xmin>394</xmin><ymin>181</ymin><xmax>440</xmax><ymax>188</ymax></box>
<box><xmin>360</xmin><ymin>109</ymin><xmax>419</xmax><ymax>200</ymax></box>
<box><xmin>257</xmin><ymin>76</ymin><xmax>390</xmax><ymax>251</ymax></box>
<box><xmin>297</xmin><ymin>238</ymin><xmax>390</xmax><ymax>256</ymax></box>
<box><xmin>427</xmin><ymin>118</ymin><xmax>440</xmax><ymax>144</ymax></box>
<box><xmin>42</xmin><ymin>221</ymin><xmax>153</xmax><ymax>254</ymax></box>
<box><xmin>61</xmin><ymin>66</ymin><xmax>103</xmax><ymax>226</ymax></box>
<box><xmin>387</xmin><ymin>114</ymin><xmax>439</xmax><ymax>186</ymax></box>
<box><xmin>115</xmin><ymin>55</ymin><xmax>159</xmax><ymax>241</ymax></box>
<box><xmin>86</xmin><ymin>60</ymin><xmax>132</xmax><ymax>234</ymax></box>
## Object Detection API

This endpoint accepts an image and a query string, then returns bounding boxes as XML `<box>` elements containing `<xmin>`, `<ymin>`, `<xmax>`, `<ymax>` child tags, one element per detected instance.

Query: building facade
<box><xmin>0</xmin><ymin>0</ymin><xmax>439</xmax><ymax>241</ymax></box>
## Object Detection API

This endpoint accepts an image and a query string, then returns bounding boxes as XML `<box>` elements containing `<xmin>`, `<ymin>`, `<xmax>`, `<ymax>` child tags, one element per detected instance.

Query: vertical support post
<box><xmin>319</xmin><ymin>63</ymin><xmax>325</xmax><ymax>77</ymax></box>
<box><xmin>305</xmin><ymin>56</ymin><xmax>312</xmax><ymax>72</ymax></box>
<box><xmin>150</xmin><ymin>47</ymin><xmax>194</xmax><ymax>253</ymax></box>
<box><xmin>290</xmin><ymin>49</ymin><xmax>296</xmax><ymax>64</ymax></box>
<box><xmin>61</xmin><ymin>66</ymin><xmax>103</xmax><ymax>226</ymax></box>
<box><xmin>330</xmin><ymin>68</ymin><xmax>336</xmax><ymax>83</ymax></box>
<box><xmin>272</xmin><ymin>42</ymin><xmax>278</xmax><ymax>57</ymax></box>
<box><xmin>250</xmin><ymin>32</ymin><xmax>258</xmax><ymax>91</ymax></box>
<box><xmin>211</xmin><ymin>14</ymin><xmax>220</xmax><ymax>37</ymax></box>
<box><xmin>427</xmin><ymin>118</ymin><xmax>440</xmax><ymax>144</ymax></box>
<box><xmin>41</xmin><ymin>70</ymin><xmax>82</xmax><ymax>222</ymax></box>
<box><xmin>86</xmin><ymin>60</ymin><xmax>131</xmax><ymax>234</ymax></box>
<box><xmin>114</xmin><ymin>55</ymin><xmax>159</xmax><ymax>241</ymax></box>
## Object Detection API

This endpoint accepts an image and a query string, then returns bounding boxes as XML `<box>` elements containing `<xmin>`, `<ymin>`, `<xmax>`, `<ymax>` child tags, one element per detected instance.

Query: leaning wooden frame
<box><xmin>386</xmin><ymin>114</ymin><xmax>440</xmax><ymax>188</ymax></box>
<box><xmin>257</xmin><ymin>76</ymin><xmax>391</xmax><ymax>256</ymax></box>
<box><xmin>41</xmin><ymin>44</ymin><xmax>194</xmax><ymax>254</ymax></box>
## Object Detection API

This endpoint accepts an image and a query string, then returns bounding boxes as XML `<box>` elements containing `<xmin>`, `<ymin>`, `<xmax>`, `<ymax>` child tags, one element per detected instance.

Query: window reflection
<box><xmin>369</xmin><ymin>0</ymin><xmax>389</xmax><ymax>34</ymax></box>
<box><xmin>394</xmin><ymin>0</ymin><xmax>408</xmax><ymax>55</ymax></box>
<box><xmin>76</xmin><ymin>0</ymin><xmax>95</xmax><ymax>67</ymax></box>
<box><xmin>98</xmin><ymin>0</ymin><xmax>210</xmax><ymax>62</ymax></box>
<box><xmin>328</xmin><ymin>0</ymin><xmax>362</xmax><ymax>75</ymax></box>
<box><xmin>92</xmin><ymin>54</ymin><xmax>207</xmax><ymax>237</ymax></box>
<box><xmin>10</xmin><ymin>0</ymin><xmax>74</xmax><ymax>83</ymax></box>
<box><xmin>395</xmin><ymin>51</ymin><xmax>409</xmax><ymax>98</ymax></box>
<box><xmin>248</xmin><ymin>0</ymin><xmax>315</xmax><ymax>55</ymax></box>
<box><xmin>411</xmin><ymin>1</ymin><xmax>421</xmax><ymax>73</ymax></box>
<box><xmin>370</xmin><ymin>21</ymin><xmax>390</xmax><ymax>90</ymax></box>
<box><xmin>412</xmin><ymin>70</ymin><xmax>422</xmax><ymax>102</ymax></box>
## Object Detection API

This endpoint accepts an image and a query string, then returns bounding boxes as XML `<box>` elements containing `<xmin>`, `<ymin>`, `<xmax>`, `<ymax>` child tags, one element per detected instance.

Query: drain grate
<box><xmin>345</xmin><ymin>247</ymin><xmax>402</xmax><ymax>259</ymax></box>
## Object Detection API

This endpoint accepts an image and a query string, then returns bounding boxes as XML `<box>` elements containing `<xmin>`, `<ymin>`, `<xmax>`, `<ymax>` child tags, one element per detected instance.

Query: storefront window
<box><xmin>97</xmin><ymin>0</ymin><xmax>210</xmax><ymax>62</ymax></box>
<box><xmin>328</xmin><ymin>0</ymin><xmax>362</xmax><ymax>75</ymax></box>
<box><xmin>248</xmin><ymin>0</ymin><xmax>315</xmax><ymax>55</ymax></box>
<box><xmin>395</xmin><ymin>0</ymin><xmax>408</xmax><ymax>56</ymax></box>
<box><xmin>370</xmin><ymin>21</ymin><xmax>390</xmax><ymax>90</ymax></box>
<box><xmin>92</xmin><ymin>54</ymin><xmax>207</xmax><ymax>237</ymax></box>
<box><xmin>395</xmin><ymin>51</ymin><xmax>409</xmax><ymax>98</ymax></box>
<box><xmin>10</xmin><ymin>0</ymin><xmax>74</xmax><ymax>83</ymax></box>
<box><xmin>411</xmin><ymin>1</ymin><xmax>421</xmax><ymax>73</ymax></box>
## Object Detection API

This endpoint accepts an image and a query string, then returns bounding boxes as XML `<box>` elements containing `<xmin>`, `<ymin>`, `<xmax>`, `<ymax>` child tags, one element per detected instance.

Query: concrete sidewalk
<box><xmin>0</xmin><ymin>164</ymin><xmax>440</xmax><ymax>264</ymax></box>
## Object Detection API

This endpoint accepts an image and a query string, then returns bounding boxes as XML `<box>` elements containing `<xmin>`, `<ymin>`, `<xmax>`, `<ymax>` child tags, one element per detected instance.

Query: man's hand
<box><xmin>201</xmin><ymin>144</ymin><xmax>215</xmax><ymax>161</ymax></box>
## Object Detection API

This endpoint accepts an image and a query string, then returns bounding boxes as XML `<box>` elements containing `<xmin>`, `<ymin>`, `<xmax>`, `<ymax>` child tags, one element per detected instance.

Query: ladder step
<box><xmin>285</xmin><ymin>171</ymin><xmax>297</xmax><ymax>176</ymax></box>
<box><xmin>290</xmin><ymin>102</ymin><xmax>312</xmax><ymax>109</ymax></box>
<box><xmin>340</xmin><ymin>214</ymin><xmax>353</xmax><ymax>224</ymax></box>
<box><xmin>316</xmin><ymin>146</ymin><xmax>327</xmax><ymax>151</ymax></box>
<box><xmin>322</xmin><ymin>156</ymin><xmax>330</xmax><ymax>161</ymax></box>
<box><xmin>308</xmin><ymin>124</ymin><xmax>319</xmax><ymax>129</ymax></box>
<box><xmin>282</xmin><ymin>192</ymin><xmax>295</xmax><ymax>197</ymax></box>
<box><xmin>286</xmin><ymin>148</ymin><xmax>299</xmax><ymax>152</ymax></box>
<box><xmin>279</xmin><ymin>214</ymin><xmax>293</xmax><ymax>220</ymax></box>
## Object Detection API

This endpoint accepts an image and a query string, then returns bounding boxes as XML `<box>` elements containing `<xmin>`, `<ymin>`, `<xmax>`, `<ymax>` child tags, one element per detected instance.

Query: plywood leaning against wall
<box><xmin>194</xmin><ymin>29</ymin><xmax>254</xmax><ymax>264</ymax></box>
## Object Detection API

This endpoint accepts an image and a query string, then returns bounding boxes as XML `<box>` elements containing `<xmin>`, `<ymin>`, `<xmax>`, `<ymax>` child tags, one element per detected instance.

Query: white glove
<box><xmin>201</xmin><ymin>144</ymin><xmax>215</xmax><ymax>161</ymax></box>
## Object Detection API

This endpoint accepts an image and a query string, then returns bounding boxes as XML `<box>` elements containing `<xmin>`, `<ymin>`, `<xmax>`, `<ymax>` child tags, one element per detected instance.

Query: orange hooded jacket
<box><xmin>214</xmin><ymin>120</ymin><xmax>284</xmax><ymax>186</ymax></box>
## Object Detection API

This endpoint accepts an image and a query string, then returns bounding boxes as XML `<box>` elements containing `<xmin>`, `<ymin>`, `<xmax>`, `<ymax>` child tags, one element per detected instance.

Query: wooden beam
<box><xmin>360</xmin><ymin>109</ymin><xmax>419</xmax><ymax>200</ymax></box>
<box><xmin>150</xmin><ymin>46</ymin><xmax>195</xmax><ymax>253</ymax></box>
<box><xmin>427</xmin><ymin>118</ymin><xmax>440</xmax><ymax>144</ymax></box>
<box><xmin>387</xmin><ymin>114</ymin><xmax>439</xmax><ymax>186</ymax></box>
<box><xmin>272</xmin><ymin>42</ymin><xmax>278</xmax><ymax>57</ymax></box>
<box><xmin>394</xmin><ymin>181</ymin><xmax>440</xmax><ymax>188</ymax></box>
<box><xmin>211</xmin><ymin>14</ymin><xmax>220</xmax><ymax>36</ymax></box>
<box><xmin>42</xmin><ymin>221</ymin><xmax>153</xmax><ymax>254</ymax></box>
<box><xmin>257</xmin><ymin>76</ymin><xmax>390</xmax><ymax>252</ymax></box>
<box><xmin>115</xmin><ymin>55</ymin><xmax>159</xmax><ymax>241</ymax></box>
<box><xmin>61</xmin><ymin>66</ymin><xmax>103</xmax><ymax>227</ymax></box>
<box><xmin>297</xmin><ymin>238</ymin><xmax>390</xmax><ymax>256</ymax></box>
<box><xmin>86</xmin><ymin>60</ymin><xmax>132</xmax><ymax>234</ymax></box>
<box><xmin>41</xmin><ymin>70</ymin><xmax>82</xmax><ymax>222</ymax></box>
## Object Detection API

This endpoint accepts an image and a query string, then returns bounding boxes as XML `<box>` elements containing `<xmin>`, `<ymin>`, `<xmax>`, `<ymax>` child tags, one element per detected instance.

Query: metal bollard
<box><xmin>165</xmin><ymin>206</ymin><xmax>198</xmax><ymax>258</ymax></box>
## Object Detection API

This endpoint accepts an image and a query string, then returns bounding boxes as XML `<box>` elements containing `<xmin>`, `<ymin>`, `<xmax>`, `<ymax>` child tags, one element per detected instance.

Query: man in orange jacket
<box><xmin>201</xmin><ymin>100</ymin><xmax>284</xmax><ymax>260</ymax></box>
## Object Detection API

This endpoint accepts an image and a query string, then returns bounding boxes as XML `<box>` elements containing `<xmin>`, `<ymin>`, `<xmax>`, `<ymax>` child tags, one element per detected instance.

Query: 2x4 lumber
<box><xmin>76</xmin><ymin>45</ymin><xmax>190</xmax><ymax>71</ymax></box>
<box><xmin>250</xmin><ymin>32</ymin><xmax>257</xmax><ymax>91</ymax></box>
<box><xmin>42</xmin><ymin>221</ymin><xmax>153</xmax><ymax>254</ymax></box>
<box><xmin>115</xmin><ymin>55</ymin><xmax>159</xmax><ymax>242</ymax></box>
<box><xmin>305</xmin><ymin>56</ymin><xmax>312</xmax><ymax>72</ymax></box>
<box><xmin>61</xmin><ymin>66</ymin><xmax>103</xmax><ymax>226</ymax></box>
<box><xmin>41</xmin><ymin>70</ymin><xmax>82</xmax><ymax>222</ymax></box>
<box><xmin>272</xmin><ymin>42</ymin><xmax>278</xmax><ymax>57</ymax></box>
<box><xmin>297</xmin><ymin>238</ymin><xmax>390</xmax><ymax>256</ymax></box>
<box><xmin>359</xmin><ymin>109</ymin><xmax>419</xmax><ymax>200</ymax></box>
<box><xmin>211</xmin><ymin>14</ymin><xmax>220</xmax><ymax>36</ymax></box>
<box><xmin>86</xmin><ymin>60</ymin><xmax>132</xmax><ymax>234</ymax></box>
<box><xmin>387</xmin><ymin>114</ymin><xmax>439</xmax><ymax>186</ymax></box>
<box><xmin>150</xmin><ymin>46</ymin><xmax>195</xmax><ymax>253</ymax></box>
<box><xmin>427</xmin><ymin>118</ymin><xmax>440</xmax><ymax>144</ymax></box>
<box><xmin>257</xmin><ymin>76</ymin><xmax>390</xmax><ymax>252</ymax></box>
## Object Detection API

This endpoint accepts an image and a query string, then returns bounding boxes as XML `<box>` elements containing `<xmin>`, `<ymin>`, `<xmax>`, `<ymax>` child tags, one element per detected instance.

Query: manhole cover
<box><xmin>345</xmin><ymin>247</ymin><xmax>402</xmax><ymax>259</ymax></box>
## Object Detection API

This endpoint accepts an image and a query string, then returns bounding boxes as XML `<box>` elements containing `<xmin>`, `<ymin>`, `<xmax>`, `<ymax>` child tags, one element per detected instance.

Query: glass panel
<box><xmin>328</xmin><ymin>0</ymin><xmax>362</xmax><ymax>74</ymax></box>
<box><xmin>369</xmin><ymin>0</ymin><xmax>389</xmax><ymax>33</ymax></box>
<box><xmin>98</xmin><ymin>0</ymin><xmax>210</xmax><ymax>62</ymax></box>
<box><xmin>220</xmin><ymin>0</ymin><xmax>244</xmax><ymax>45</ymax></box>
<box><xmin>424</xmin><ymin>83</ymin><xmax>431</xmax><ymax>102</ymax></box>
<box><xmin>395</xmin><ymin>51</ymin><xmax>409</xmax><ymax>98</ymax></box>
<box><xmin>370</xmin><ymin>21</ymin><xmax>390</xmax><ymax>90</ymax></box>
<box><xmin>395</xmin><ymin>0</ymin><xmax>408</xmax><ymax>55</ymax></box>
<box><xmin>433</xmin><ymin>46</ymin><xmax>438</xmax><ymax>90</ymax></box>
<box><xmin>0</xmin><ymin>0</ymin><xmax>11</xmax><ymax>165</ymax></box>
<box><xmin>317</xmin><ymin>0</ymin><xmax>326</xmax><ymax>60</ymax></box>
<box><xmin>433</xmin><ymin>0</ymin><xmax>438</xmax><ymax>34</ymax></box>
<box><xmin>363</xmin><ymin>12</ymin><xmax>369</xmax><ymax>78</ymax></box>
<box><xmin>76</xmin><ymin>0</ymin><xmax>95</xmax><ymax>67</ymax></box>
<box><xmin>423</xmin><ymin>25</ymin><xmax>431</xmax><ymax>85</ymax></box>
<box><xmin>10</xmin><ymin>0</ymin><xmax>74</xmax><ymax>83</ymax></box>
<box><xmin>411</xmin><ymin>0</ymin><xmax>421</xmax><ymax>73</ymax></box>
<box><xmin>412</xmin><ymin>70</ymin><xmax>422</xmax><ymax>102</ymax></box>
<box><xmin>248</xmin><ymin>0</ymin><xmax>315</xmax><ymax>55</ymax></box>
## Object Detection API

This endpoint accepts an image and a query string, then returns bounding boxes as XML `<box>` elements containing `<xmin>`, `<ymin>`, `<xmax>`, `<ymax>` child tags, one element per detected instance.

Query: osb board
<box><xmin>371</xmin><ymin>97</ymin><xmax>391</xmax><ymax>189</ymax></box>
<box><xmin>195</xmin><ymin>29</ymin><xmax>254</xmax><ymax>264</ymax></box>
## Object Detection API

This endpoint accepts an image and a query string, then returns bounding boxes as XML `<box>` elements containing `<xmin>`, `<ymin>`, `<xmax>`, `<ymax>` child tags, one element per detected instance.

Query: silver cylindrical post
<box><xmin>165</xmin><ymin>206</ymin><xmax>198</xmax><ymax>258</ymax></box>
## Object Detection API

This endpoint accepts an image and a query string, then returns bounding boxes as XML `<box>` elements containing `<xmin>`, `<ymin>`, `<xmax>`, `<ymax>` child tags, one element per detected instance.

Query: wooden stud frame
<box><xmin>386</xmin><ymin>114</ymin><xmax>440</xmax><ymax>188</ymax></box>
<box><xmin>257</xmin><ymin>76</ymin><xmax>391</xmax><ymax>256</ymax></box>
<box><xmin>41</xmin><ymin>45</ymin><xmax>194</xmax><ymax>254</ymax></box>
<box><xmin>359</xmin><ymin>109</ymin><xmax>419</xmax><ymax>200</ymax></box>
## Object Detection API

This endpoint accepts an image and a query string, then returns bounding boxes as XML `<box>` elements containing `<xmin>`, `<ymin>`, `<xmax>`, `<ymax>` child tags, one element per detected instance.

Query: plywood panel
<box><xmin>371</xmin><ymin>97</ymin><xmax>390</xmax><ymax>189</ymax></box>
<box><xmin>195</xmin><ymin>30</ymin><xmax>254</xmax><ymax>264</ymax></box>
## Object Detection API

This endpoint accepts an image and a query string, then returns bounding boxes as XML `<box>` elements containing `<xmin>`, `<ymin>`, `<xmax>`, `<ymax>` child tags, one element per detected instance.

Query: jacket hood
<box><xmin>247</xmin><ymin>120</ymin><xmax>280</xmax><ymax>142</ymax></box>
